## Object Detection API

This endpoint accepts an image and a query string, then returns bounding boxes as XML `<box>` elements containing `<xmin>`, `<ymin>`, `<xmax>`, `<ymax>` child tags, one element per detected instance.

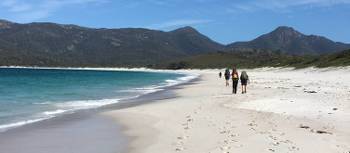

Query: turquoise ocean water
<box><xmin>0</xmin><ymin>68</ymin><xmax>194</xmax><ymax>131</ymax></box>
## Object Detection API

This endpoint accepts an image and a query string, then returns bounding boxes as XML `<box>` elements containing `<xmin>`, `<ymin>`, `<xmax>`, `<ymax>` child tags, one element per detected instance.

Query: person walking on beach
<box><xmin>224</xmin><ymin>68</ymin><xmax>230</xmax><ymax>86</ymax></box>
<box><xmin>219</xmin><ymin>72</ymin><xmax>222</xmax><ymax>78</ymax></box>
<box><xmin>240</xmin><ymin>71</ymin><xmax>249</xmax><ymax>94</ymax></box>
<box><xmin>231</xmin><ymin>68</ymin><xmax>239</xmax><ymax>94</ymax></box>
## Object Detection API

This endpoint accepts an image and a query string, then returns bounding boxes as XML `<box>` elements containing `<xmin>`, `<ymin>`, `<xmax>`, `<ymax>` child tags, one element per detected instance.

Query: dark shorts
<box><xmin>241</xmin><ymin>79</ymin><xmax>248</xmax><ymax>85</ymax></box>
<box><xmin>225</xmin><ymin>76</ymin><xmax>230</xmax><ymax>80</ymax></box>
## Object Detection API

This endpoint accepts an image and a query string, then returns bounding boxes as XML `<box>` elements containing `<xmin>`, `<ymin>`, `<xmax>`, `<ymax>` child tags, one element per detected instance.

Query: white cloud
<box><xmin>229</xmin><ymin>0</ymin><xmax>350</xmax><ymax>13</ymax></box>
<box><xmin>1</xmin><ymin>0</ymin><xmax>32</xmax><ymax>12</ymax></box>
<box><xmin>0</xmin><ymin>0</ymin><xmax>110</xmax><ymax>22</ymax></box>
<box><xmin>147</xmin><ymin>19</ymin><xmax>213</xmax><ymax>29</ymax></box>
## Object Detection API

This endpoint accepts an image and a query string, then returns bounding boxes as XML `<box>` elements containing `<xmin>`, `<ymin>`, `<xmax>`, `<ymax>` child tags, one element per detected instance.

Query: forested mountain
<box><xmin>228</xmin><ymin>26</ymin><xmax>350</xmax><ymax>55</ymax></box>
<box><xmin>0</xmin><ymin>20</ymin><xmax>223</xmax><ymax>67</ymax></box>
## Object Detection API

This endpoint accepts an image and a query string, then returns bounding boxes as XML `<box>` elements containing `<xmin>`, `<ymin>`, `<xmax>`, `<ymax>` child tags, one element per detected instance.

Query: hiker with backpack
<box><xmin>224</xmin><ymin>68</ymin><xmax>230</xmax><ymax>86</ymax></box>
<box><xmin>231</xmin><ymin>67</ymin><xmax>239</xmax><ymax>94</ymax></box>
<box><xmin>240</xmin><ymin>71</ymin><xmax>249</xmax><ymax>94</ymax></box>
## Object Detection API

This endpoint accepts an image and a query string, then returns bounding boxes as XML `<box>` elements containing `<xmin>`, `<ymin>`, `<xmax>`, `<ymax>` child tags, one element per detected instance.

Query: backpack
<box><xmin>240</xmin><ymin>71</ymin><xmax>248</xmax><ymax>80</ymax></box>
<box><xmin>232</xmin><ymin>72</ymin><xmax>238</xmax><ymax>80</ymax></box>
<box><xmin>224</xmin><ymin>69</ymin><xmax>230</xmax><ymax>77</ymax></box>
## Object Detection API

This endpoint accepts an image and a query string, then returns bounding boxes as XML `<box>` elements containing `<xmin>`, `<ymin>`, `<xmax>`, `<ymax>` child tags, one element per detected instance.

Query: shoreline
<box><xmin>104</xmin><ymin>68</ymin><xmax>350</xmax><ymax>153</ymax></box>
<box><xmin>0</xmin><ymin>65</ymin><xmax>200</xmax><ymax>73</ymax></box>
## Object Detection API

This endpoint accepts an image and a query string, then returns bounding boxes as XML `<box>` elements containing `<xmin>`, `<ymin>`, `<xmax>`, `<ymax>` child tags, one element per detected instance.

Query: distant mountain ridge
<box><xmin>0</xmin><ymin>20</ymin><xmax>223</xmax><ymax>67</ymax></box>
<box><xmin>228</xmin><ymin>26</ymin><xmax>350</xmax><ymax>55</ymax></box>
<box><xmin>0</xmin><ymin>19</ymin><xmax>349</xmax><ymax>67</ymax></box>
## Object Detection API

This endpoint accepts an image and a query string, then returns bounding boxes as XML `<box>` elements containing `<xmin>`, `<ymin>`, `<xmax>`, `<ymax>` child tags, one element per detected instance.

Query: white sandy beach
<box><xmin>103</xmin><ymin>67</ymin><xmax>350</xmax><ymax>153</ymax></box>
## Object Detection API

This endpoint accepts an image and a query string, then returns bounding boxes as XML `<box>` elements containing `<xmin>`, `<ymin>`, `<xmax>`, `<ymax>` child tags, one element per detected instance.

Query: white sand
<box><xmin>103</xmin><ymin>67</ymin><xmax>350</xmax><ymax>153</ymax></box>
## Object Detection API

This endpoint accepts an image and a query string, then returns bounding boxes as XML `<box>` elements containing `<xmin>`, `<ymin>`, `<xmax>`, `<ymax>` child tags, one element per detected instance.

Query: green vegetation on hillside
<box><xmin>164</xmin><ymin>49</ymin><xmax>350</xmax><ymax>69</ymax></box>
<box><xmin>315</xmin><ymin>49</ymin><xmax>350</xmax><ymax>67</ymax></box>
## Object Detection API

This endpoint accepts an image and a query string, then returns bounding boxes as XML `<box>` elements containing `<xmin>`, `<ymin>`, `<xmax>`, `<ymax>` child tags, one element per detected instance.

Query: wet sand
<box><xmin>0</xmin><ymin>111</ymin><xmax>127</xmax><ymax>153</ymax></box>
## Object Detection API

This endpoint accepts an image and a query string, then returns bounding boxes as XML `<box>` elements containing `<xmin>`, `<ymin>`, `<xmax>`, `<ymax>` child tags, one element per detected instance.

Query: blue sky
<box><xmin>0</xmin><ymin>0</ymin><xmax>349</xmax><ymax>44</ymax></box>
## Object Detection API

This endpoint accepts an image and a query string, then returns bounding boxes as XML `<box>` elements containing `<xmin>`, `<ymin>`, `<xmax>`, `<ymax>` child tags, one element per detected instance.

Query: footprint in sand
<box><xmin>268</xmin><ymin>148</ymin><xmax>275</xmax><ymax>152</ymax></box>
<box><xmin>175</xmin><ymin>134</ymin><xmax>189</xmax><ymax>151</ymax></box>
<box><xmin>229</xmin><ymin>134</ymin><xmax>238</xmax><ymax>138</ymax></box>
<box><xmin>249</xmin><ymin>127</ymin><xmax>256</xmax><ymax>131</ymax></box>
<box><xmin>219</xmin><ymin>145</ymin><xmax>231</xmax><ymax>151</ymax></box>
<box><xmin>268</xmin><ymin>135</ymin><xmax>278</xmax><ymax>141</ymax></box>
<box><xmin>248</xmin><ymin>122</ymin><xmax>258</xmax><ymax>127</ymax></box>
<box><xmin>288</xmin><ymin>146</ymin><xmax>300</xmax><ymax>151</ymax></box>
<box><xmin>177</xmin><ymin>135</ymin><xmax>188</xmax><ymax>140</ymax></box>
<box><xmin>174</xmin><ymin>139</ymin><xmax>185</xmax><ymax>152</ymax></box>
<box><xmin>175</xmin><ymin>147</ymin><xmax>184</xmax><ymax>152</ymax></box>
<box><xmin>269</xmin><ymin>137</ymin><xmax>299</xmax><ymax>152</ymax></box>
<box><xmin>270</xmin><ymin>141</ymin><xmax>280</xmax><ymax>146</ymax></box>
<box><xmin>183</xmin><ymin>115</ymin><xmax>194</xmax><ymax>130</ymax></box>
